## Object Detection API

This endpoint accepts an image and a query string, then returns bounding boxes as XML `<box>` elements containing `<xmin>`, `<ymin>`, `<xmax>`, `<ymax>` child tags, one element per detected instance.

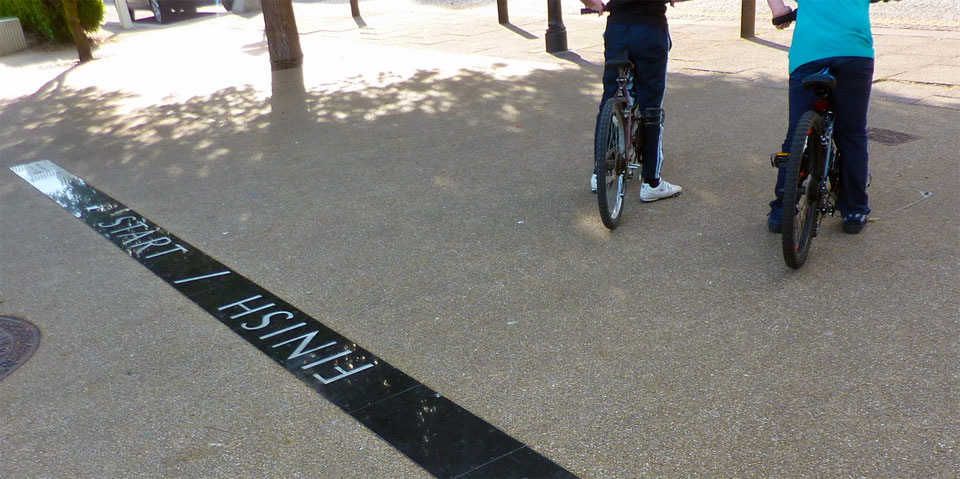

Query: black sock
<box><xmin>645</xmin><ymin>178</ymin><xmax>660</xmax><ymax>188</ymax></box>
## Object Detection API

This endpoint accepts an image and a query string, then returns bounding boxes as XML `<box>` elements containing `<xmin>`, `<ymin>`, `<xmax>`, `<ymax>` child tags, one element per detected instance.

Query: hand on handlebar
<box><xmin>771</xmin><ymin>7</ymin><xmax>795</xmax><ymax>29</ymax></box>
<box><xmin>769</xmin><ymin>1</ymin><xmax>898</xmax><ymax>31</ymax></box>
<box><xmin>580</xmin><ymin>0</ymin><xmax>605</xmax><ymax>15</ymax></box>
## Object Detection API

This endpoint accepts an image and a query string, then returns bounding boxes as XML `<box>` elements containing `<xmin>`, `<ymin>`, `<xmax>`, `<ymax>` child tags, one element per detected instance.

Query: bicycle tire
<box><xmin>782</xmin><ymin>111</ymin><xmax>823</xmax><ymax>269</ymax></box>
<box><xmin>150</xmin><ymin>0</ymin><xmax>165</xmax><ymax>23</ymax></box>
<box><xmin>595</xmin><ymin>97</ymin><xmax>628</xmax><ymax>230</ymax></box>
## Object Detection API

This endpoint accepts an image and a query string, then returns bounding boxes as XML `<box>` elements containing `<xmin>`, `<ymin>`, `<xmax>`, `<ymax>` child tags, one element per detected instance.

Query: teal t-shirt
<box><xmin>789</xmin><ymin>0</ymin><xmax>874</xmax><ymax>73</ymax></box>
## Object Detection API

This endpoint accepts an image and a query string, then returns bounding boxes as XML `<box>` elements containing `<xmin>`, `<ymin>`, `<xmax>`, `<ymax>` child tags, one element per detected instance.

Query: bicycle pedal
<box><xmin>627</xmin><ymin>163</ymin><xmax>641</xmax><ymax>170</ymax></box>
<box><xmin>771</xmin><ymin>152</ymin><xmax>789</xmax><ymax>168</ymax></box>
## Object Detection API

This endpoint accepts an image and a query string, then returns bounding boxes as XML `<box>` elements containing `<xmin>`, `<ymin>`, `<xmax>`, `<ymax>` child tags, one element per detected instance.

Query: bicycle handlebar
<box><xmin>772</xmin><ymin>8</ymin><xmax>796</xmax><ymax>27</ymax></box>
<box><xmin>581</xmin><ymin>8</ymin><xmax>603</xmax><ymax>15</ymax></box>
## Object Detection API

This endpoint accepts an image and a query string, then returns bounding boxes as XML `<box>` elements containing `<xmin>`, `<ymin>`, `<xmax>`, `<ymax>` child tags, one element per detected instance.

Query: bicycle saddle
<box><xmin>802</xmin><ymin>70</ymin><xmax>837</xmax><ymax>90</ymax></box>
<box><xmin>605</xmin><ymin>57</ymin><xmax>633</xmax><ymax>70</ymax></box>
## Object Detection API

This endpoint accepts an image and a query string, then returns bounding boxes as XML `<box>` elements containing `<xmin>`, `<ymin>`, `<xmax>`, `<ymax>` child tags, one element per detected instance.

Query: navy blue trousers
<box><xmin>595</xmin><ymin>22</ymin><xmax>670</xmax><ymax>181</ymax></box>
<box><xmin>773</xmin><ymin>56</ymin><xmax>874</xmax><ymax>216</ymax></box>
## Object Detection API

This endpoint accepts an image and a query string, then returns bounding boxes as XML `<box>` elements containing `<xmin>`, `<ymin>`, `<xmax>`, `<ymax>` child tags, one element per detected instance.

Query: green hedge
<box><xmin>0</xmin><ymin>0</ymin><xmax>104</xmax><ymax>43</ymax></box>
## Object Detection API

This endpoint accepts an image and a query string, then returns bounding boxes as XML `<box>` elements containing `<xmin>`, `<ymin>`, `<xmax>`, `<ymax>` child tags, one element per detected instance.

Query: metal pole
<box><xmin>350</xmin><ymin>0</ymin><xmax>367</xmax><ymax>27</ymax></box>
<box><xmin>497</xmin><ymin>0</ymin><xmax>509</xmax><ymax>24</ymax></box>
<box><xmin>740</xmin><ymin>0</ymin><xmax>756</xmax><ymax>38</ymax></box>
<box><xmin>114</xmin><ymin>0</ymin><xmax>134</xmax><ymax>28</ymax></box>
<box><xmin>545</xmin><ymin>0</ymin><xmax>567</xmax><ymax>53</ymax></box>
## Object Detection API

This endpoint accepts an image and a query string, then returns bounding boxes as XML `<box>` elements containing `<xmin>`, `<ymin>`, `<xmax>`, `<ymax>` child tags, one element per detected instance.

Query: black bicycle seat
<box><xmin>802</xmin><ymin>71</ymin><xmax>837</xmax><ymax>90</ymax></box>
<box><xmin>605</xmin><ymin>58</ymin><xmax>633</xmax><ymax>70</ymax></box>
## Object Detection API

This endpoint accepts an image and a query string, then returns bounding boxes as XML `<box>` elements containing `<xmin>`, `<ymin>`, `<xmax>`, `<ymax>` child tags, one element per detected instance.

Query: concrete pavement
<box><xmin>1</xmin><ymin>1</ymin><xmax>958</xmax><ymax>478</ymax></box>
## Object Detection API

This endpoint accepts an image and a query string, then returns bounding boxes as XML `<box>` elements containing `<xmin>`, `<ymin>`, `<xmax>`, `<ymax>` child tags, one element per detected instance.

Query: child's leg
<box><xmin>829</xmin><ymin>57</ymin><xmax>874</xmax><ymax>216</ymax></box>
<box><xmin>625</xmin><ymin>24</ymin><xmax>670</xmax><ymax>182</ymax></box>
<box><xmin>772</xmin><ymin>61</ymin><xmax>822</xmax><ymax>211</ymax></box>
<box><xmin>594</xmin><ymin>23</ymin><xmax>630</xmax><ymax>156</ymax></box>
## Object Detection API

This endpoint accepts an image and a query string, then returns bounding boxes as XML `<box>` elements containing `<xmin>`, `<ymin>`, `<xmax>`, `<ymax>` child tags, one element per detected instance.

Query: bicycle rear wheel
<box><xmin>782</xmin><ymin>111</ymin><xmax>823</xmax><ymax>269</ymax></box>
<box><xmin>595</xmin><ymin>97</ymin><xmax>628</xmax><ymax>230</ymax></box>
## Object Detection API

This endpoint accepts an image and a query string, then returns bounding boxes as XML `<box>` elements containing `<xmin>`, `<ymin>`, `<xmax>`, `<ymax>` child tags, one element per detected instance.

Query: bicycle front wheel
<box><xmin>595</xmin><ymin>97</ymin><xmax>628</xmax><ymax>230</ymax></box>
<box><xmin>782</xmin><ymin>111</ymin><xmax>824</xmax><ymax>269</ymax></box>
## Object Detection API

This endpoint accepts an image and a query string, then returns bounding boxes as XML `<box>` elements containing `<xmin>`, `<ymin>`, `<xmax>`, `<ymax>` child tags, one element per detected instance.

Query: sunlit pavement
<box><xmin>1</xmin><ymin>1</ymin><xmax>958</xmax><ymax>478</ymax></box>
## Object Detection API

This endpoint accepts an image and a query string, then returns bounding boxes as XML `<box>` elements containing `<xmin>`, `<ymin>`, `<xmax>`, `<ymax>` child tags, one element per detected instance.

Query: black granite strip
<box><xmin>458</xmin><ymin>447</ymin><xmax>579</xmax><ymax>479</ymax></box>
<box><xmin>351</xmin><ymin>386</ymin><xmax>527</xmax><ymax>478</ymax></box>
<box><xmin>11</xmin><ymin>160</ymin><xmax>577</xmax><ymax>479</ymax></box>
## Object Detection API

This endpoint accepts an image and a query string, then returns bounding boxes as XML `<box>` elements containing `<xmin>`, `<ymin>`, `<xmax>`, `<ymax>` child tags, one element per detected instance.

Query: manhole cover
<box><xmin>867</xmin><ymin>127</ymin><xmax>920</xmax><ymax>145</ymax></box>
<box><xmin>0</xmin><ymin>316</ymin><xmax>41</xmax><ymax>381</ymax></box>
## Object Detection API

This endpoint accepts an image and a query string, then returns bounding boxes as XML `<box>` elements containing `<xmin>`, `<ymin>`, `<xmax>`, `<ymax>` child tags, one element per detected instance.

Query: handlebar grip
<box><xmin>581</xmin><ymin>8</ymin><xmax>602</xmax><ymax>15</ymax></box>
<box><xmin>772</xmin><ymin>8</ymin><xmax>796</xmax><ymax>26</ymax></box>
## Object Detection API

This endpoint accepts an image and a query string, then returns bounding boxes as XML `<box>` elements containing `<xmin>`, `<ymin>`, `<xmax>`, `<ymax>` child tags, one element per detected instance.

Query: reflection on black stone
<box><xmin>49</xmin><ymin>176</ymin><xmax>102</xmax><ymax>218</ymax></box>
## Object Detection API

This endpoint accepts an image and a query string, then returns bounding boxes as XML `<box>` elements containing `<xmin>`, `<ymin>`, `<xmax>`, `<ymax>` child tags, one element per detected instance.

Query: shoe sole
<box><xmin>640</xmin><ymin>191</ymin><xmax>681</xmax><ymax>203</ymax></box>
<box><xmin>842</xmin><ymin>224</ymin><xmax>864</xmax><ymax>234</ymax></box>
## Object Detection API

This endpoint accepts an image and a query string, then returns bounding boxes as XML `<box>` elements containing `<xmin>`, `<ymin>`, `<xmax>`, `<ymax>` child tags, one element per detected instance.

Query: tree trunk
<box><xmin>270</xmin><ymin>66</ymin><xmax>308</xmax><ymax>126</ymax></box>
<box><xmin>261</xmin><ymin>0</ymin><xmax>303</xmax><ymax>70</ymax></box>
<box><xmin>61</xmin><ymin>0</ymin><xmax>92</xmax><ymax>63</ymax></box>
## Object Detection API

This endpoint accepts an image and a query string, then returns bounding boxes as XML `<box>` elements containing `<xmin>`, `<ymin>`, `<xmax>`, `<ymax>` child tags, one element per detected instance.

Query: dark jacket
<box><xmin>605</xmin><ymin>0</ymin><xmax>669</xmax><ymax>29</ymax></box>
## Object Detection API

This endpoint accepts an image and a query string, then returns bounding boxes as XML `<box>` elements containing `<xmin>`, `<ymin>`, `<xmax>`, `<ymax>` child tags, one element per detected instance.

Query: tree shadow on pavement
<box><xmin>0</xmin><ymin>61</ymin><xmax>951</xmax><ymax>268</ymax></box>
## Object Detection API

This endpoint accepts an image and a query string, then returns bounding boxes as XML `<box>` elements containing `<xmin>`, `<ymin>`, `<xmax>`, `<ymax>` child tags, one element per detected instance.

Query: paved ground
<box><xmin>1</xmin><ymin>1</ymin><xmax>958</xmax><ymax>478</ymax></box>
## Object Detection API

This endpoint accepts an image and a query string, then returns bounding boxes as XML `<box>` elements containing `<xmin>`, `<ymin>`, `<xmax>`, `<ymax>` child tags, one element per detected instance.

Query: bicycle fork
<box><xmin>801</xmin><ymin>115</ymin><xmax>837</xmax><ymax>237</ymax></box>
<box><xmin>817</xmin><ymin>116</ymin><xmax>838</xmax><ymax>210</ymax></box>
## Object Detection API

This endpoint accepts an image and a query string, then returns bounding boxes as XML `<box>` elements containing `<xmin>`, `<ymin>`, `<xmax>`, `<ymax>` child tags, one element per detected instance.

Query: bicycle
<box><xmin>768</xmin><ymin>2</ymin><xmax>896</xmax><ymax>268</ymax></box>
<box><xmin>594</xmin><ymin>59</ymin><xmax>651</xmax><ymax>229</ymax></box>
<box><xmin>583</xmin><ymin>7</ymin><xmax>663</xmax><ymax>230</ymax></box>
<box><xmin>771</xmin><ymin>68</ymin><xmax>841</xmax><ymax>269</ymax></box>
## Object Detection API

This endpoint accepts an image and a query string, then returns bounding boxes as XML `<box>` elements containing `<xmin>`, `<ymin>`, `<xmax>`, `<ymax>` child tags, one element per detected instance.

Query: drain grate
<box><xmin>0</xmin><ymin>316</ymin><xmax>41</xmax><ymax>381</ymax></box>
<box><xmin>867</xmin><ymin>127</ymin><xmax>920</xmax><ymax>145</ymax></box>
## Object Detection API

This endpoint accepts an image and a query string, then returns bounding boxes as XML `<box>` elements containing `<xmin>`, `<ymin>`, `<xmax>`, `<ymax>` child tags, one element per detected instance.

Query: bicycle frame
<box><xmin>611</xmin><ymin>65</ymin><xmax>642</xmax><ymax>172</ymax></box>
<box><xmin>811</xmin><ymin>95</ymin><xmax>840</xmax><ymax>236</ymax></box>
<box><xmin>593</xmin><ymin>62</ymin><xmax>643</xmax><ymax>230</ymax></box>
<box><xmin>614</xmin><ymin>66</ymin><xmax>636</xmax><ymax>160</ymax></box>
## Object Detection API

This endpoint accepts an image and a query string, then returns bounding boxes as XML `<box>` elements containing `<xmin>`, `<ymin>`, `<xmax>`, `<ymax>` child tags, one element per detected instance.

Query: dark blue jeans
<box><xmin>772</xmin><ymin>56</ymin><xmax>874</xmax><ymax>217</ymax></box>
<box><xmin>595</xmin><ymin>22</ymin><xmax>670</xmax><ymax>181</ymax></box>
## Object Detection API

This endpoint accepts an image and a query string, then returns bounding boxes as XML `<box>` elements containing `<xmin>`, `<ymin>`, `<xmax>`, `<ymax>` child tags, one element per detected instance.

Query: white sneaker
<box><xmin>590</xmin><ymin>173</ymin><xmax>597</xmax><ymax>193</ymax></box>
<box><xmin>640</xmin><ymin>179</ymin><xmax>682</xmax><ymax>202</ymax></box>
